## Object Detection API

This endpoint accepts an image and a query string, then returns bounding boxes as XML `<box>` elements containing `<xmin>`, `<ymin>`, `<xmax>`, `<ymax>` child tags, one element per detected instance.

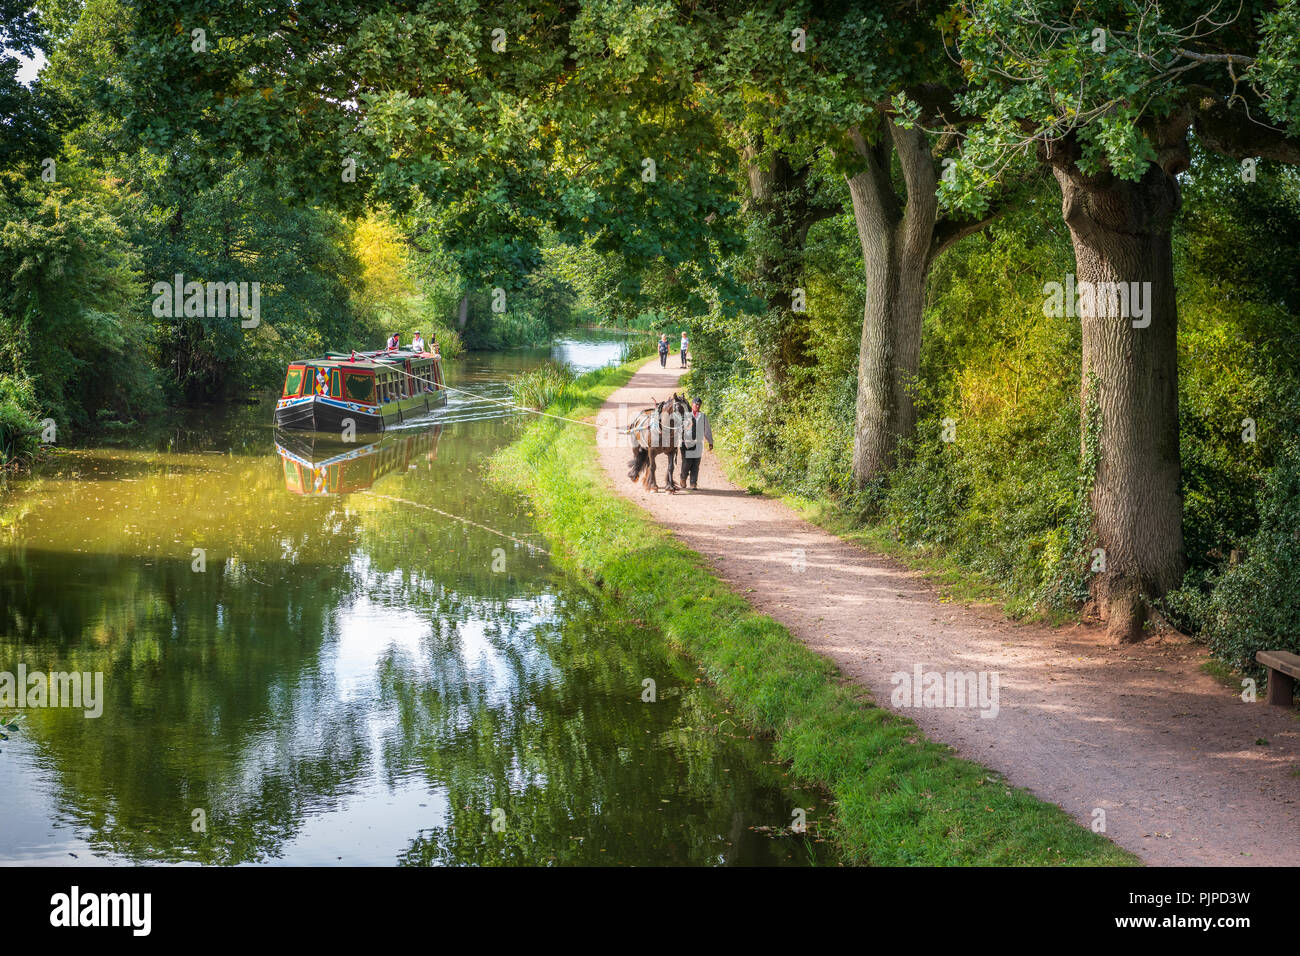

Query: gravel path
<box><xmin>594</xmin><ymin>357</ymin><xmax>1300</xmax><ymax>866</ymax></box>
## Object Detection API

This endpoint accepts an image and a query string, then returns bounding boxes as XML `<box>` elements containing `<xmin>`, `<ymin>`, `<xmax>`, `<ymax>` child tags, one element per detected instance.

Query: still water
<box><xmin>0</xmin><ymin>332</ymin><xmax>836</xmax><ymax>866</ymax></box>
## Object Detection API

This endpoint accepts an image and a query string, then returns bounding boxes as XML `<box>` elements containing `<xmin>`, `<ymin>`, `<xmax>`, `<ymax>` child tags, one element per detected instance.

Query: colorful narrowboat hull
<box><xmin>273</xmin><ymin>348</ymin><xmax>447</xmax><ymax>434</ymax></box>
<box><xmin>273</xmin><ymin>390</ymin><xmax>444</xmax><ymax>432</ymax></box>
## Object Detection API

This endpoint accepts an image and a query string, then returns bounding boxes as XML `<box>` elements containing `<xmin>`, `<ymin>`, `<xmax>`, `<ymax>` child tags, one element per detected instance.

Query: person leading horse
<box><xmin>626</xmin><ymin>394</ymin><xmax>689</xmax><ymax>493</ymax></box>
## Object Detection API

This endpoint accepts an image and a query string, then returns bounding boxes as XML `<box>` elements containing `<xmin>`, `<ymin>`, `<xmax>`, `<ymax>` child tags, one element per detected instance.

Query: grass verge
<box><xmin>491</xmin><ymin>358</ymin><xmax>1137</xmax><ymax>866</ymax></box>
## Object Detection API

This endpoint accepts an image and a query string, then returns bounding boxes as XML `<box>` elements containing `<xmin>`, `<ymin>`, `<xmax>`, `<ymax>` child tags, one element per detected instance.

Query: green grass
<box><xmin>490</xmin><ymin>358</ymin><xmax>1138</xmax><ymax>866</ymax></box>
<box><xmin>1199</xmin><ymin>658</ymin><xmax>1244</xmax><ymax>691</ymax></box>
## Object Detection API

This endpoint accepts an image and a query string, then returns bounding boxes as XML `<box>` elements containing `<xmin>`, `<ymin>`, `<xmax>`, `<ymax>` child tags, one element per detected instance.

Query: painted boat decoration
<box><xmin>276</xmin><ymin>423</ymin><xmax>443</xmax><ymax>496</ymax></box>
<box><xmin>273</xmin><ymin>347</ymin><xmax>446</xmax><ymax>433</ymax></box>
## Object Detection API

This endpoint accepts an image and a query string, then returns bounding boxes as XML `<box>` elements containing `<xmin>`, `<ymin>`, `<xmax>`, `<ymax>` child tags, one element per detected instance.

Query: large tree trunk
<box><xmin>847</xmin><ymin>122</ymin><xmax>938</xmax><ymax>483</ymax></box>
<box><xmin>1052</xmin><ymin>157</ymin><xmax>1186</xmax><ymax>641</ymax></box>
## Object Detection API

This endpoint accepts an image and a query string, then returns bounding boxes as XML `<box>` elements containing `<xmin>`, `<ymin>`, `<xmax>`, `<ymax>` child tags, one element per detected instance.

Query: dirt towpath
<box><xmin>594</xmin><ymin>357</ymin><xmax>1299</xmax><ymax>865</ymax></box>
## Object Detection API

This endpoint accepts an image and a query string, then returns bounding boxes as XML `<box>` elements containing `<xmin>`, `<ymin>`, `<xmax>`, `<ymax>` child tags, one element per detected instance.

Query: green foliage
<box><xmin>0</xmin><ymin>373</ymin><xmax>39</xmax><ymax>466</ymax></box>
<box><xmin>3</xmin><ymin>0</ymin><xmax>646</xmax><ymax>433</ymax></box>
<box><xmin>458</xmin><ymin>298</ymin><xmax>555</xmax><ymax>350</ymax></box>
<box><xmin>112</xmin><ymin>0</ymin><xmax>745</xmax><ymax>309</ymax></box>
<box><xmin>1195</xmin><ymin>436</ymin><xmax>1300</xmax><ymax>680</ymax></box>
<box><xmin>691</xmin><ymin>210</ymin><xmax>865</xmax><ymax>498</ymax></box>
<box><xmin>351</xmin><ymin>212</ymin><xmax>465</xmax><ymax>358</ymax></box>
<box><xmin>1255</xmin><ymin>1</ymin><xmax>1300</xmax><ymax>135</ymax></box>
<box><xmin>491</xmin><ymin>359</ymin><xmax>1135</xmax><ymax>865</ymax></box>
<box><xmin>0</xmin><ymin>168</ymin><xmax>159</xmax><ymax>427</ymax></box>
<box><xmin>1156</xmin><ymin>159</ymin><xmax>1300</xmax><ymax>665</ymax></box>
<box><xmin>698</xmin><ymin>200</ymin><xmax>1092</xmax><ymax>616</ymax></box>
<box><xmin>700</xmin><ymin>162</ymin><xmax>1300</xmax><ymax>642</ymax></box>
<box><xmin>1039</xmin><ymin>376</ymin><xmax>1101</xmax><ymax>612</ymax></box>
<box><xmin>616</xmin><ymin>332</ymin><xmax>659</xmax><ymax>363</ymax></box>
<box><xmin>876</xmin><ymin>205</ymin><xmax>1082</xmax><ymax>616</ymax></box>
<box><xmin>1179</xmin><ymin>154</ymin><xmax>1300</xmax><ymax>314</ymax></box>
<box><xmin>1175</xmin><ymin>287</ymin><xmax>1280</xmax><ymax>570</ymax></box>
<box><xmin>457</xmin><ymin>246</ymin><xmax>584</xmax><ymax>349</ymax></box>
<box><xmin>0</xmin><ymin>0</ymin><xmax>61</xmax><ymax>169</ymax></box>
<box><xmin>879</xmin><ymin>396</ymin><xmax>1083</xmax><ymax>619</ymax></box>
<box><xmin>9</xmin><ymin>0</ymin><xmax>1300</xmax><ymax>690</ymax></box>
<box><xmin>508</xmin><ymin>361</ymin><xmax>576</xmax><ymax>410</ymax></box>
<box><xmin>127</xmin><ymin>160</ymin><xmax>372</xmax><ymax>401</ymax></box>
<box><xmin>947</xmin><ymin>1</ymin><xmax>1300</xmax><ymax>216</ymax></box>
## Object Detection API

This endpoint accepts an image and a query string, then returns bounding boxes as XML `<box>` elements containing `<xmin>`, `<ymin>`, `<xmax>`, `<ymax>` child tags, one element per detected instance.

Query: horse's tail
<box><xmin>627</xmin><ymin>446</ymin><xmax>648</xmax><ymax>481</ymax></box>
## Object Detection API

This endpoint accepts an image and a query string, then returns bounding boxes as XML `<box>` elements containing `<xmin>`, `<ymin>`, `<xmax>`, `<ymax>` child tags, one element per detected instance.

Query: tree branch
<box><xmin>930</xmin><ymin>214</ymin><xmax>995</xmax><ymax>259</ymax></box>
<box><xmin>1192</xmin><ymin>91</ymin><xmax>1300</xmax><ymax>163</ymax></box>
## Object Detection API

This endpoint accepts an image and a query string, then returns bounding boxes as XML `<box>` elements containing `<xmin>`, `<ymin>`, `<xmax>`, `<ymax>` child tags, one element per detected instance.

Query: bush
<box><xmin>0</xmin><ymin>169</ymin><xmax>159</xmax><ymax>427</ymax></box>
<box><xmin>879</xmin><ymin>390</ymin><xmax>1083</xmax><ymax>617</ymax></box>
<box><xmin>509</xmin><ymin>361</ymin><xmax>577</xmax><ymax>410</ymax></box>
<box><xmin>0</xmin><ymin>374</ymin><xmax>40</xmax><ymax>467</ymax></box>
<box><xmin>1196</xmin><ymin>438</ymin><xmax>1300</xmax><ymax>682</ymax></box>
<box><xmin>460</xmin><ymin>303</ymin><xmax>555</xmax><ymax>349</ymax></box>
<box><xmin>425</xmin><ymin>321</ymin><xmax>464</xmax><ymax>359</ymax></box>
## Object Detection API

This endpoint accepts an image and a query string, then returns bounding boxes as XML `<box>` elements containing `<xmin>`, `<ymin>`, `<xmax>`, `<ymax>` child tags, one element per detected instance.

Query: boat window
<box><xmin>283</xmin><ymin>366</ymin><xmax>305</xmax><ymax>397</ymax></box>
<box><xmin>342</xmin><ymin>370</ymin><xmax>373</xmax><ymax>402</ymax></box>
<box><xmin>343</xmin><ymin>369</ymin><xmax>374</xmax><ymax>400</ymax></box>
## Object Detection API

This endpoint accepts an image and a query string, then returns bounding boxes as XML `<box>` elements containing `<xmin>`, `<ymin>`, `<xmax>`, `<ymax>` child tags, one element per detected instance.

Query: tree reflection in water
<box><xmin>0</xmin><ymin>348</ymin><xmax>836</xmax><ymax>866</ymax></box>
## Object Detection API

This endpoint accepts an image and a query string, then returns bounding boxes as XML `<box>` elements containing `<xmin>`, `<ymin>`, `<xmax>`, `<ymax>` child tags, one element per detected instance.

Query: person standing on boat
<box><xmin>411</xmin><ymin>331</ymin><xmax>426</xmax><ymax>353</ymax></box>
<box><xmin>387</xmin><ymin>332</ymin><xmax>400</xmax><ymax>350</ymax></box>
<box><xmin>658</xmin><ymin>334</ymin><xmax>669</xmax><ymax>368</ymax></box>
<box><xmin>679</xmin><ymin>331</ymin><xmax>689</xmax><ymax>368</ymax></box>
<box><xmin>679</xmin><ymin>397</ymin><xmax>713</xmax><ymax>490</ymax></box>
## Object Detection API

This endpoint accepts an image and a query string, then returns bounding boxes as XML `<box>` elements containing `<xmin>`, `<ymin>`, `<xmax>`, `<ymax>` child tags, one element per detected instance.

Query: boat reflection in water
<box><xmin>275</xmin><ymin>423</ymin><xmax>444</xmax><ymax>496</ymax></box>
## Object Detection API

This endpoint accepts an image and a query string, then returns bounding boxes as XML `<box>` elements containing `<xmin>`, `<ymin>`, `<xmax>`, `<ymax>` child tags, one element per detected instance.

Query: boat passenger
<box><xmin>411</xmin><ymin>331</ymin><xmax>426</xmax><ymax>353</ymax></box>
<box><xmin>387</xmin><ymin>332</ymin><xmax>400</xmax><ymax>350</ymax></box>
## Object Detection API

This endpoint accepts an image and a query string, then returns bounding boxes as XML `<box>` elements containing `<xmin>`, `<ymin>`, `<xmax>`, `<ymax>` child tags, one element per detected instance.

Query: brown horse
<box><xmin>627</xmin><ymin>394</ymin><xmax>688</xmax><ymax>493</ymax></box>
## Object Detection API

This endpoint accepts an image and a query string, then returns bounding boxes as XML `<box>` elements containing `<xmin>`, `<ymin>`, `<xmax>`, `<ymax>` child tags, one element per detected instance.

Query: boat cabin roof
<box><xmin>290</xmin><ymin>350</ymin><xmax>438</xmax><ymax>371</ymax></box>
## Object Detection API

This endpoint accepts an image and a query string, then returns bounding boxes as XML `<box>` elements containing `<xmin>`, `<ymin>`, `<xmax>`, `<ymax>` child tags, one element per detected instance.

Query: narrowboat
<box><xmin>274</xmin><ymin>347</ymin><xmax>446</xmax><ymax>433</ymax></box>
<box><xmin>275</xmin><ymin>423</ymin><xmax>444</xmax><ymax>496</ymax></box>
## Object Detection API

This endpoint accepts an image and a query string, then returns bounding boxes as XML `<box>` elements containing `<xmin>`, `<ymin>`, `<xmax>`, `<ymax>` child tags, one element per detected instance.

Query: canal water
<box><xmin>0</xmin><ymin>332</ymin><xmax>836</xmax><ymax>866</ymax></box>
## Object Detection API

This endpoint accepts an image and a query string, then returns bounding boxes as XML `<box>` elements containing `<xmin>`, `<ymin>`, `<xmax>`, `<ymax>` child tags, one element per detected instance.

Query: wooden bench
<box><xmin>1257</xmin><ymin>650</ymin><xmax>1300</xmax><ymax>706</ymax></box>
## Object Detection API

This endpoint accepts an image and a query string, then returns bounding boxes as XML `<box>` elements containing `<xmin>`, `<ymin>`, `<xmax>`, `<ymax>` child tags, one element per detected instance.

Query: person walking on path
<box><xmin>679</xmin><ymin>397</ymin><xmax>713</xmax><ymax>489</ymax></box>
<box><xmin>679</xmin><ymin>331</ymin><xmax>689</xmax><ymax>368</ymax></box>
<box><xmin>658</xmin><ymin>334</ymin><xmax>669</xmax><ymax>368</ymax></box>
